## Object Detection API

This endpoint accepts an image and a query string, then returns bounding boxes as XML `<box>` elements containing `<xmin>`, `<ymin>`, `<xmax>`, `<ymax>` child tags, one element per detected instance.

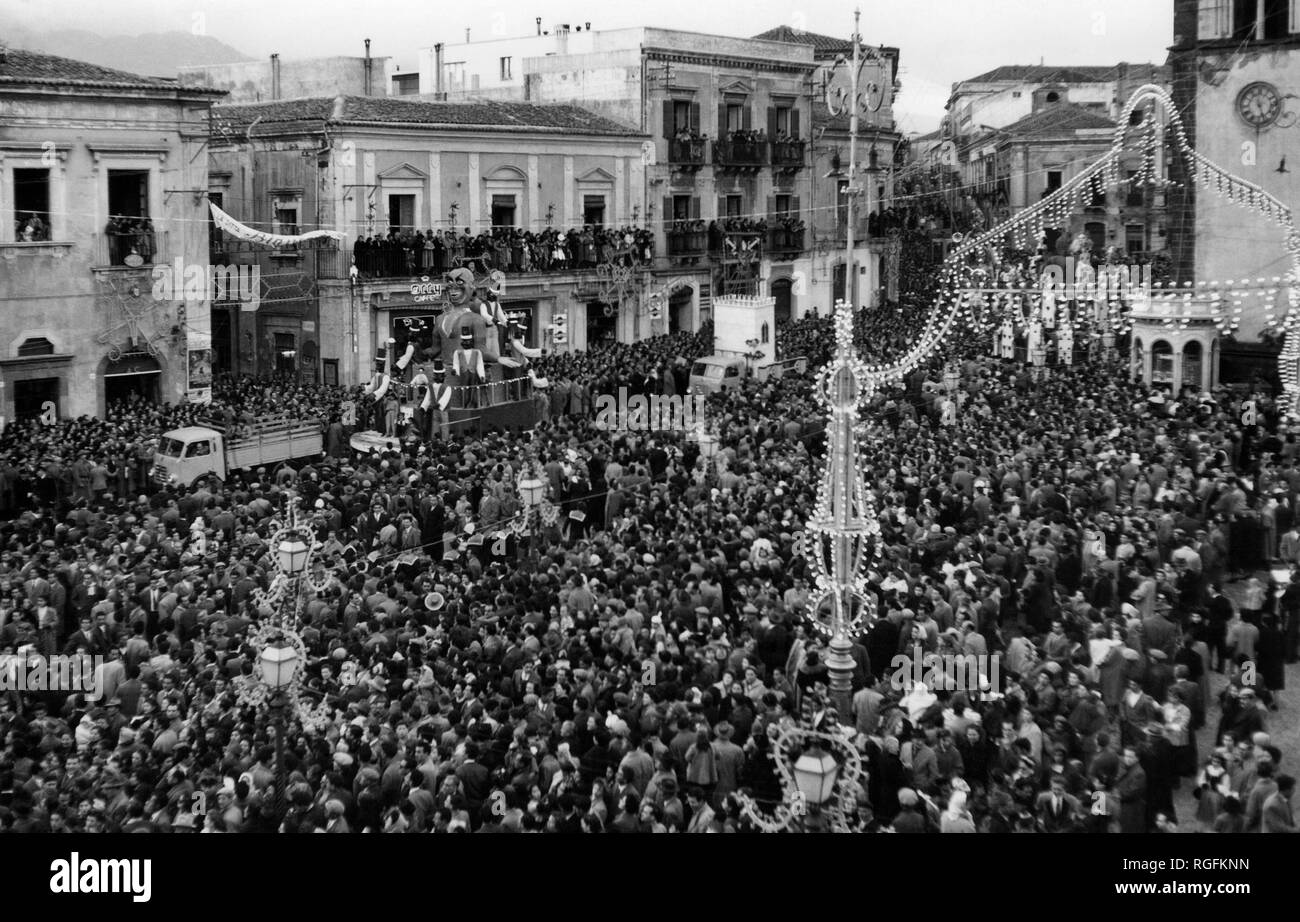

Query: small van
<box><xmin>688</xmin><ymin>355</ymin><xmax>746</xmax><ymax>394</ymax></box>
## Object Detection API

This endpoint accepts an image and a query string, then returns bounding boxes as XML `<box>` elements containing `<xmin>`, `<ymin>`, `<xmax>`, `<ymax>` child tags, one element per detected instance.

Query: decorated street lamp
<box><xmin>232</xmin><ymin>493</ymin><xmax>338</xmax><ymax>821</ymax></box>
<box><xmin>823</xmin><ymin>6</ymin><xmax>892</xmax><ymax>306</ymax></box>
<box><xmin>735</xmin><ymin>721</ymin><xmax>865</xmax><ymax>833</ymax></box>
<box><xmin>511</xmin><ymin>453</ymin><xmax>557</xmax><ymax>564</ymax></box>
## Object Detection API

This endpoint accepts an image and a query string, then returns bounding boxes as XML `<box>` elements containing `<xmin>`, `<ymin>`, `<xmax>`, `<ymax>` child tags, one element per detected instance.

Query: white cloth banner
<box><xmin>209</xmin><ymin>202</ymin><xmax>343</xmax><ymax>247</ymax></box>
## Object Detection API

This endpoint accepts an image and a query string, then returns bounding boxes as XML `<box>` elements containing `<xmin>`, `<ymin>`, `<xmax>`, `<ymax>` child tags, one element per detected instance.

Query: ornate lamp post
<box><xmin>511</xmin><ymin>453</ymin><xmax>557</xmax><ymax>564</ymax></box>
<box><xmin>735</xmin><ymin>721</ymin><xmax>865</xmax><ymax>833</ymax></box>
<box><xmin>232</xmin><ymin>494</ymin><xmax>337</xmax><ymax>821</ymax></box>
<box><xmin>824</xmin><ymin>7</ymin><xmax>890</xmax><ymax>308</ymax></box>
<box><xmin>261</xmin><ymin>637</ymin><xmax>301</xmax><ymax>815</ymax></box>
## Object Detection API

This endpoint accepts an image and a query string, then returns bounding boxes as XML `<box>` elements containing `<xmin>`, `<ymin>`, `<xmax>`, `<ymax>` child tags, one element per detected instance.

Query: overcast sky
<box><xmin>6</xmin><ymin>0</ymin><xmax>1174</xmax><ymax>132</ymax></box>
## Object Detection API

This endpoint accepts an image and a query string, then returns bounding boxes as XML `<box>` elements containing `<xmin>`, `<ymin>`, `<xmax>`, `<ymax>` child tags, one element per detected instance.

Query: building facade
<box><xmin>964</xmin><ymin>97</ymin><xmax>1167</xmax><ymax>256</ymax></box>
<box><xmin>0</xmin><ymin>48</ymin><xmax>222</xmax><ymax>422</ymax></box>
<box><xmin>180</xmin><ymin>49</ymin><xmax>395</xmax><ymax>104</ymax></box>
<box><xmin>411</xmin><ymin>24</ymin><xmax>902</xmax><ymax>322</ymax></box>
<box><xmin>1168</xmin><ymin>0</ymin><xmax>1300</xmax><ymax>380</ymax></box>
<box><xmin>208</xmin><ymin>95</ymin><xmax>648</xmax><ymax>385</ymax></box>
<box><xmin>753</xmin><ymin>26</ymin><xmax>902</xmax><ymax>313</ymax></box>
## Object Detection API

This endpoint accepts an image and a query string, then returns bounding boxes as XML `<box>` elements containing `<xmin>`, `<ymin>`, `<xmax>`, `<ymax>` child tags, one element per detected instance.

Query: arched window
<box><xmin>761</xmin><ymin>322</ymin><xmax>770</xmax><ymax>344</ymax></box>
<box><xmin>1151</xmin><ymin>340</ymin><xmax>1173</xmax><ymax>384</ymax></box>
<box><xmin>17</xmin><ymin>337</ymin><xmax>55</xmax><ymax>357</ymax></box>
<box><xmin>1183</xmin><ymin>340</ymin><xmax>1203</xmax><ymax>393</ymax></box>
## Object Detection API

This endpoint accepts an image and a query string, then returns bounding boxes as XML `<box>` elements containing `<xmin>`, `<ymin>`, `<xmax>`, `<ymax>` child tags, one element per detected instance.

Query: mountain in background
<box><xmin>0</xmin><ymin>15</ymin><xmax>254</xmax><ymax>78</ymax></box>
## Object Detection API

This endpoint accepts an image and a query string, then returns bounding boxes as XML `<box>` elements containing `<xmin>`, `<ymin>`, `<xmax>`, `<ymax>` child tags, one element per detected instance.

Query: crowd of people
<box><xmin>0</xmin><ymin>292</ymin><xmax>1297</xmax><ymax>834</ymax></box>
<box><xmin>349</xmin><ymin>225</ymin><xmax>656</xmax><ymax>280</ymax></box>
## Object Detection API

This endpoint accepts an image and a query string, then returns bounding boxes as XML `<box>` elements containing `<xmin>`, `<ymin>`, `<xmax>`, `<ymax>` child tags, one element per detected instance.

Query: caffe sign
<box><xmin>410</xmin><ymin>277</ymin><xmax>444</xmax><ymax>303</ymax></box>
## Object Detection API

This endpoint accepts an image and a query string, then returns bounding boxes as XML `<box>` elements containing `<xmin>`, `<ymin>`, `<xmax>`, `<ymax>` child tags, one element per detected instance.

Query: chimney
<box><xmin>270</xmin><ymin>53</ymin><xmax>280</xmax><ymax>100</ymax></box>
<box><xmin>434</xmin><ymin>42</ymin><xmax>445</xmax><ymax>99</ymax></box>
<box><xmin>364</xmin><ymin>38</ymin><xmax>372</xmax><ymax>95</ymax></box>
<box><xmin>536</xmin><ymin>17</ymin><xmax>542</xmax><ymax>36</ymax></box>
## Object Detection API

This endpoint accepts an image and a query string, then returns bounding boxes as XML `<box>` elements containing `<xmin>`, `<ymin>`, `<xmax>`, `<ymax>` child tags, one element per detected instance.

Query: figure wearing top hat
<box><xmin>454</xmin><ymin>325</ymin><xmax>486</xmax><ymax>408</ymax></box>
<box><xmin>419</xmin><ymin>357</ymin><xmax>452</xmax><ymax>441</ymax></box>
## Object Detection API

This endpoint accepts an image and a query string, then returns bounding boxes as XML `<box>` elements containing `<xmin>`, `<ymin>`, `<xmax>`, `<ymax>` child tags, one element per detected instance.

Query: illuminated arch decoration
<box><xmin>863</xmin><ymin>85</ymin><xmax>1300</xmax><ymax>409</ymax></box>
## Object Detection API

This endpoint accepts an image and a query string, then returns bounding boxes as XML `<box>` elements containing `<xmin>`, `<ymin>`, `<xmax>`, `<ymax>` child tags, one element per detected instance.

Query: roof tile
<box><xmin>212</xmin><ymin>95</ymin><xmax>642</xmax><ymax>136</ymax></box>
<box><xmin>0</xmin><ymin>47</ymin><xmax>221</xmax><ymax>93</ymax></box>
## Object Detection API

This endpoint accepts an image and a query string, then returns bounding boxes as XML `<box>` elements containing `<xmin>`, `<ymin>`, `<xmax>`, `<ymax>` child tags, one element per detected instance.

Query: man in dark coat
<box><xmin>1138</xmin><ymin>724</ymin><xmax>1178</xmax><ymax>830</ymax></box>
<box><xmin>1116</xmin><ymin>745</ymin><xmax>1148</xmax><ymax>833</ymax></box>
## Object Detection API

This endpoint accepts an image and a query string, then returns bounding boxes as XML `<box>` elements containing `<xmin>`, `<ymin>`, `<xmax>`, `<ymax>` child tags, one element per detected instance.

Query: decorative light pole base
<box><xmin>824</xmin><ymin>631</ymin><xmax>856</xmax><ymax>720</ymax></box>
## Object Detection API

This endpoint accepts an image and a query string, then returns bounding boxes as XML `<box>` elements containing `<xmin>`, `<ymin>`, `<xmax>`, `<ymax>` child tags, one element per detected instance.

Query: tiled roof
<box><xmin>751</xmin><ymin>26</ymin><xmax>854</xmax><ymax>55</ymax></box>
<box><xmin>960</xmin><ymin>64</ymin><xmax>1120</xmax><ymax>85</ymax></box>
<box><xmin>999</xmin><ymin>103</ymin><xmax>1116</xmax><ymax>137</ymax></box>
<box><xmin>0</xmin><ymin>47</ymin><xmax>224</xmax><ymax>93</ymax></box>
<box><xmin>212</xmin><ymin>95</ymin><xmax>642</xmax><ymax>136</ymax></box>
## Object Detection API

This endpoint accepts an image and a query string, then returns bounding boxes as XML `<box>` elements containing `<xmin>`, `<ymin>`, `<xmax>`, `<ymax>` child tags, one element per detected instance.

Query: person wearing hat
<box><xmin>892</xmin><ymin>788</ymin><xmax>927</xmax><ymax>833</ymax></box>
<box><xmin>453</xmin><ymin>325</ymin><xmax>486</xmax><ymax>408</ymax></box>
<box><xmin>419</xmin><ymin>357</ymin><xmax>452</xmax><ymax>442</ymax></box>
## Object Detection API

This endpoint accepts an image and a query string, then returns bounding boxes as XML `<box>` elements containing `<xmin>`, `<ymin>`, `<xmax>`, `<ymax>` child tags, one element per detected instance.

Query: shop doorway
<box><xmin>103</xmin><ymin>354</ymin><xmax>161</xmax><ymax>411</ymax></box>
<box><xmin>669</xmin><ymin>290</ymin><xmax>692</xmax><ymax>334</ymax></box>
<box><xmin>587</xmin><ymin>300</ymin><xmax>617</xmax><ymax>348</ymax></box>
<box><xmin>13</xmin><ymin>377</ymin><xmax>61</xmax><ymax>421</ymax></box>
<box><xmin>772</xmin><ymin>277</ymin><xmax>793</xmax><ymax>323</ymax></box>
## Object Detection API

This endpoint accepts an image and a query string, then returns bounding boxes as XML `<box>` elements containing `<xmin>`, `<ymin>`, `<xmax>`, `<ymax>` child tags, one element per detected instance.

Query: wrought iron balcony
<box><xmin>767</xmin><ymin>226</ymin><xmax>806</xmax><ymax>256</ymax></box>
<box><xmin>771</xmin><ymin>139</ymin><xmax>806</xmax><ymax>171</ymax></box>
<box><xmin>667</xmin><ymin>228</ymin><xmax>707</xmax><ymax>258</ymax></box>
<box><xmin>713</xmin><ymin>135</ymin><xmax>768</xmax><ymax>171</ymax></box>
<box><xmin>669</xmin><ymin>137</ymin><xmax>708</xmax><ymax>169</ymax></box>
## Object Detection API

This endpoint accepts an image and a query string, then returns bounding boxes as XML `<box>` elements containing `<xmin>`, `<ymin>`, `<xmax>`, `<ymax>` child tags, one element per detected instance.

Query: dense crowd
<box><xmin>350</xmin><ymin>226</ymin><xmax>656</xmax><ymax>279</ymax></box>
<box><xmin>0</xmin><ymin>298</ymin><xmax>1297</xmax><ymax>834</ymax></box>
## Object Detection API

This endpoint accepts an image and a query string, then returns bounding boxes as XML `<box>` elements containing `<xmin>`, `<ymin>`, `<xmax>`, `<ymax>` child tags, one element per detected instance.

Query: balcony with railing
<box><xmin>767</xmin><ymin>224</ymin><xmax>806</xmax><ymax>257</ymax></box>
<box><xmin>770</xmin><ymin>139</ymin><xmax>806</xmax><ymax>172</ymax></box>
<box><xmin>667</xmin><ymin>224</ymin><xmax>708</xmax><ymax>261</ymax></box>
<box><xmin>713</xmin><ymin>133</ymin><xmax>768</xmax><ymax>172</ymax></box>
<box><xmin>668</xmin><ymin>136</ymin><xmax>708</xmax><ymax>170</ymax></box>
<box><xmin>94</xmin><ymin>225</ymin><xmax>162</xmax><ymax>270</ymax></box>
<box><xmin>315</xmin><ymin>227</ymin><xmax>660</xmax><ymax>281</ymax></box>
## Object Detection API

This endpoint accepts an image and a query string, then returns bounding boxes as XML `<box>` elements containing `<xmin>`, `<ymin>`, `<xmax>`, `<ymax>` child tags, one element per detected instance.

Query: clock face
<box><xmin>1237</xmin><ymin>81</ymin><xmax>1283</xmax><ymax>129</ymax></box>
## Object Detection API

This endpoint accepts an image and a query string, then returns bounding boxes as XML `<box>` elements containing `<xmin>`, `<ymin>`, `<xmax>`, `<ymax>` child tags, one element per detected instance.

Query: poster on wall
<box><xmin>187</xmin><ymin>332</ymin><xmax>213</xmax><ymax>405</ymax></box>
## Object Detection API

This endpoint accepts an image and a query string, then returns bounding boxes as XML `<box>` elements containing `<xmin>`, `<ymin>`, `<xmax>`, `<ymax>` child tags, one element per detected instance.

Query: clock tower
<box><xmin>1167</xmin><ymin>0</ymin><xmax>1300</xmax><ymax>383</ymax></box>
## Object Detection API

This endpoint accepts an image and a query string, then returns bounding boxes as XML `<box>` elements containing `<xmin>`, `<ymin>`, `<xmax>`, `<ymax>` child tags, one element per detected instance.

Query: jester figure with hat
<box><xmin>430</xmin><ymin>267</ymin><xmax>501</xmax><ymax>394</ymax></box>
<box><xmin>361</xmin><ymin>345</ymin><xmax>391</xmax><ymax>431</ymax></box>
<box><xmin>453</xmin><ymin>325</ymin><xmax>487</xmax><ymax>409</ymax></box>
<box><xmin>415</xmin><ymin>357</ymin><xmax>452</xmax><ymax>442</ymax></box>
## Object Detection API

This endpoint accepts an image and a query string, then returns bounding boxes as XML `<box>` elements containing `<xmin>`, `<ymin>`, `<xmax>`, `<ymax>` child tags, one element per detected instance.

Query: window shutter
<box><xmin>742</xmin><ymin>105</ymin><xmax>753</xmax><ymax>131</ymax></box>
<box><xmin>717</xmin><ymin>196</ymin><xmax>726</xmax><ymax>220</ymax></box>
<box><xmin>1198</xmin><ymin>0</ymin><xmax>1229</xmax><ymax>39</ymax></box>
<box><xmin>1291</xmin><ymin>0</ymin><xmax>1300</xmax><ymax>32</ymax></box>
<box><xmin>689</xmin><ymin>101</ymin><xmax>701</xmax><ymax>132</ymax></box>
<box><xmin>792</xmin><ymin>195</ymin><xmax>801</xmax><ymax>217</ymax></box>
<box><xmin>767</xmin><ymin>195</ymin><xmax>776</xmax><ymax>219</ymax></box>
<box><xmin>662</xmin><ymin>99</ymin><xmax>674</xmax><ymax>139</ymax></box>
<box><xmin>718</xmin><ymin>102</ymin><xmax>727</xmax><ymax>138</ymax></box>
<box><xmin>767</xmin><ymin>107</ymin><xmax>779</xmax><ymax>137</ymax></box>
<box><xmin>791</xmin><ymin>108</ymin><xmax>801</xmax><ymax>139</ymax></box>
<box><xmin>690</xmin><ymin>196</ymin><xmax>701</xmax><ymax>220</ymax></box>
<box><xmin>662</xmin><ymin>196</ymin><xmax>673</xmax><ymax>223</ymax></box>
